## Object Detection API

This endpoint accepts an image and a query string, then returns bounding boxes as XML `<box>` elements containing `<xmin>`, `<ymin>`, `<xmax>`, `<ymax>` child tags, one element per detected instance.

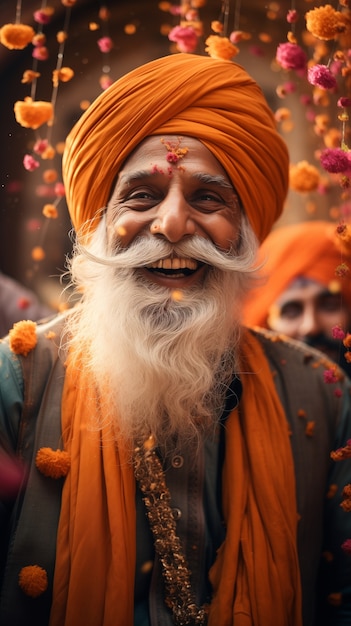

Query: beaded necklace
<box><xmin>133</xmin><ymin>435</ymin><xmax>209</xmax><ymax>626</ymax></box>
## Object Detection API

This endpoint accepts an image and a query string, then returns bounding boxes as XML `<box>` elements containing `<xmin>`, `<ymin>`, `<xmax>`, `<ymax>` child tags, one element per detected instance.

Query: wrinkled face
<box><xmin>106</xmin><ymin>135</ymin><xmax>241</xmax><ymax>289</ymax></box>
<box><xmin>267</xmin><ymin>278</ymin><xmax>350</xmax><ymax>341</ymax></box>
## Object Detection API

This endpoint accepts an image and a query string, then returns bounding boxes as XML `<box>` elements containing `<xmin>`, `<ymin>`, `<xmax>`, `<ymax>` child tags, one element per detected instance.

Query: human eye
<box><xmin>191</xmin><ymin>189</ymin><xmax>227</xmax><ymax>213</ymax></box>
<box><xmin>318</xmin><ymin>294</ymin><xmax>341</xmax><ymax>313</ymax></box>
<box><xmin>122</xmin><ymin>187</ymin><xmax>161</xmax><ymax>211</ymax></box>
<box><xmin>279</xmin><ymin>301</ymin><xmax>303</xmax><ymax>320</ymax></box>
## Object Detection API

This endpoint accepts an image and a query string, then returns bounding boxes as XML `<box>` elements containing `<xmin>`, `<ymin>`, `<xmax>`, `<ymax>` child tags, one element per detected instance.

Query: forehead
<box><xmin>275</xmin><ymin>278</ymin><xmax>331</xmax><ymax>306</ymax></box>
<box><xmin>120</xmin><ymin>135</ymin><xmax>230</xmax><ymax>179</ymax></box>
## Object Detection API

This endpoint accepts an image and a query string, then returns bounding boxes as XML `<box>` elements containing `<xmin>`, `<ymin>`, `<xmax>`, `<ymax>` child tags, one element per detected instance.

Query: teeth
<box><xmin>149</xmin><ymin>258</ymin><xmax>198</xmax><ymax>271</ymax></box>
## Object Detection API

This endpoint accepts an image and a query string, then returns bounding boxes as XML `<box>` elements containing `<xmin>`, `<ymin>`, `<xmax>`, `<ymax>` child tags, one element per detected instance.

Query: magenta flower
<box><xmin>33</xmin><ymin>10</ymin><xmax>52</xmax><ymax>25</ymax></box>
<box><xmin>33</xmin><ymin>139</ymin><xmax>49</xmax><ymax>155</ymax></box>
<box><xmin>332</xmin><ymin>325</ymin><xmax>346</xmax><ymax>340</ymax></box>
<box><xmin>54</xmin><ymin>182</ymin><xmax>65</xmax><ymax>197</ymax></box>
<box><xmin>320</xmin><ymin>148</ymin><xmax>350</xmax><ymax>173</ymax></box>
<box><xmin>168</xmin><ymin>25</ymin><xmax>198</xmax><ymax>53</ymax></box>
<box><xmin>308</xmin><ymin>64</ymin><xmax>337</xmax><ymax>90</ymax></box>
<box><xmin>23</xmin><ymin>155</ymin><xmax>40</xmax><ymax>171</ymax></box>
<box><xmin>32</xmin><ymin>47</ymin><xmax>49</xmax><ymax>61</ymax></box>
<box><xmin>341</xmin><ymin>539</ymin><xmax>351</xmax><ymax>556</ymax></box>
<box><xmin>276</xmin><ymin>43</ymin><xmax>307</xmax><ymax>71</ymax></box>
<box><xmin>287</xmin><ymin>10</ymin><xmax>298</xmax><ymax>24</ymax></box>
<box><xmin>323</xmin><ymin>368</ymin><xmax>338</xmax><ymax>384</ymax></box>
<box><xmin>97</xmin><ymin>37</ymin><xmax>113</xmax><ymax>53</ymax></box>
<box><xmin>338</xmin><ymin>97</ymin><xmax>351</xmax><ymax>108</ymax></box>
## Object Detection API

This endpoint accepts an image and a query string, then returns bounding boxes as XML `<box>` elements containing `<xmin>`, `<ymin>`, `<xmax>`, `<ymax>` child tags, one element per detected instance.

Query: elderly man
<box><xmin>243</xmin><ymin>220</ymin><xmax>351</xmax><ymax>373</ymax></box>
<box><xmin>0</xmin><ymin>54</ymin><xmax>350</xmax><ymax>626</ymax></box>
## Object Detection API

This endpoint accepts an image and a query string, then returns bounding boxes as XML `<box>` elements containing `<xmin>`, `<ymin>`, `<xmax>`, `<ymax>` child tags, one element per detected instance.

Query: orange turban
<box><xmin>62</xmin><ymin>53</ymin><xmax>289</xmax><ymax>243</ymax></box>
<box><xmin>243</xmin><ymin>220</ymin><xmax>351</xmax><ymax>327</ymax></box>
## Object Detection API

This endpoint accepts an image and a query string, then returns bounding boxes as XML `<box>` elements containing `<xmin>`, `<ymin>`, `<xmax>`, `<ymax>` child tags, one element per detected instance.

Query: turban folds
<box><xmin>62</xmin><ymin>53</ymin><xmax>289</xmax><ymax>243</ymax></box>
<box><xmin>243</xmin><ymin>220</ymin><xmax>351</xmax><ymax>327</ymax></box>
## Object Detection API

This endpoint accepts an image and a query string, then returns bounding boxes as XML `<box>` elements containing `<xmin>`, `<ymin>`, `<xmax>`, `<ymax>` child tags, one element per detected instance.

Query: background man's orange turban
<box><xmin>243</xmin><ymin>220</ymin><xmax>351</xmax><ymax>327</ymax></box>
<box><xmin>62</xmin><ymin>53</ymin><xmax>289</xmax><ymax>243</ymax></box>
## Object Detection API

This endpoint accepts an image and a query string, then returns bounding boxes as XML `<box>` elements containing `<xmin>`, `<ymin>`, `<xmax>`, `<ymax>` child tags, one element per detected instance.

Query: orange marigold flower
<box><xmin>18</xmin><ymin>565</ymin><xmax>48</xmax><ymax>597</ymax></box>
<box><xmin>52</xmin><ymin>66</ymin><xmax>74</xmax><ymax>87</ymax></box>
<box><xmin>305</xmin><ymin>5</ymin><xmax>350</xmax><ymax>41</ymax></box>
<box><xmin>31</xmin><ymin>246</ymin><xmax>45</xmax><ymax>261</ymax></box>
<box><xmin>21</xmin><ymin>70</ymin><xmax>41</xmax><ymax>84</ymax></box>
<box><xmin>327</xmin><ymin>592</ymin><xmax>342</xmax><ymax>607</ymax></box>
<box><xmin>14</xmin><ymin>97</ymin><xmax>53</xmax><ymax>130</ymax></box>
<box><xmin>0</xmin><ymin>23</ymin><xmax>35</xmax><ymax>49</ymax></box>
<box><xmin>9</xmin><ymin>320</ymin><xmax>37</xmax><ymax>356</ymax></box>
<box><xmin>274</xmin><ymin>107</ymin><xmax>291</xmax><ymax>122</ymax></box>
<box><xmin>205</xmin><ymin>35</ymin><xmax>238</xmax><ymax>60</ymax></box>
<box><xmin>211</xmin><ymin>20</ymin><xmax>223</xmax><ymax>33</ymax></box>
<box><xmin>41</xmin><ymin>145</ymin><xmax>56</xmax><ymax>159</ymax></box>
<box><xmin>343</xmin><ymin>332</ymin><xmax>351</xmax><ymax>348</ymax></box>
<box><xmin>56</xmin><ymin>30</ymin><xmax>68</xmax><ymax>43</ymax></box>
<box><xmin>341</xmin><ymin>499</ymin><xmax>351</xmax><ymax>511</ymax></box>
<box><xmin>35</xmin><ymin>447</ymin><xmax>70</xmax><ymax>478</ymax></box>
<box><xmin>326</xmin><ymin>483</ymin><xmax>338</xmax><ymax>498</ymax></box>
<box><xmin>331</xmin><ymin>439</ymin><xmax>351</xmax><ymax>460</ymax></box>
<box><xmin>335</xmin><ymin>262</ymin><xmax>349</xmax><ymax>277</ymax></box>
<box><xmin>289</xmin><ymin>160</ymin><xmax>320</xmax><ymax>192</ymax></box>
<box><xmin>43</xmin><ymin>169</ymin><xmax>58</xmax><ymax>183</ymax></box>
<box><xmin>305</xmin><ymin>421</ymin><xmax>315</xmax><ymax>436</ymax></box>
<box><xmin>42</xmin><ymin>203</ymin><xmax>58</xmax><ymax>219</ymax></box>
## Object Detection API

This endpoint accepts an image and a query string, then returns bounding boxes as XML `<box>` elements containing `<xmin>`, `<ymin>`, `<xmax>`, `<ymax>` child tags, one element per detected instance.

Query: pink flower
<box><xmin>33</xmin><ymin>138</ymin><xmax>49</xmax><ymax>155</ymax></box>
<box><xmin>23</xmin><ymin>154</ymin><xmax>40</xmax><ymax>171</ymax></box>
<box><xmin>276</xmin><ymin>43</ymin><xmax>307</xmax><ymax>71</ymax></box>
<box><xmin>33</xmin><ymin>9</ymin><xmax>52</xmax><ymax>25</ymax></box>
<box><xmin>334</xmin><ymin>388</ymin><xmax>343</xmax><ymax>398</ymax></box>
<box><xmin>54</xmin><ymin>182</ymin><xmax>65</xmax><ymax>197</ymax></box>
<box><xmin>168</xmin><ymin>25</ymin><xmax>198</xmax><ymax>53</ymax></box>
<box><xmin>32</xmin><ymin>47</ymin><xmax>49</xmax><ymax>61</ymax></box>
<box><xmin>287</xmin><ymin>10</ymin><xmax>298</xmax><ymax>24</ymax></box>
<box><xmin>97</xmin><ymin>37</ymin><xmax>113</xmax><ymax>53</ymax></box>
<box><xmin>323</xmin><ymin>368</ymin><xmax>338</xmax><ymax>384</ymax></box>
<box><xmin>99</xmin><ymin>75</ymin><xmax>114</xmax><ymax>90</ymax></box>
<box><xmin>332</xmin><ymin>325</ymin><xmax>346</xmax><ymax>340</ymax></box>
<box><xmin>338</xmin><ymin>97</ymin><xmax>351</xmax><ymax>108</ymax></box>
<box><xmin>308</xmin><ymin>64</ymin><xmax>337</xmax><ymax>90</ymax></box>
<box><xmin>320</xmin><ymin>148</ymin><xmax>350</xmax><ymax>173</ymax></box>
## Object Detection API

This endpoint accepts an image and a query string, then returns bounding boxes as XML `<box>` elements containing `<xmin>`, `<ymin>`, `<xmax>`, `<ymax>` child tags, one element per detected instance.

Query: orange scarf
<box><xmin>49</xmin><ymin>329</ymin><xmax>302</xmax><ymax>626</ymax></box>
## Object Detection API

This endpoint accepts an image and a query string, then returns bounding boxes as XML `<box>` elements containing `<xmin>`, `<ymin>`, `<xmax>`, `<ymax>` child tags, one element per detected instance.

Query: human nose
<box><xmin>150</xmin><ymin>191</ymin><xmax>196</xmax><ymax>243</ymax></box>
<box><xmin>298</xmin><ymin>306</ymin><xmax>321</xmax><ymax>337</ymax></box>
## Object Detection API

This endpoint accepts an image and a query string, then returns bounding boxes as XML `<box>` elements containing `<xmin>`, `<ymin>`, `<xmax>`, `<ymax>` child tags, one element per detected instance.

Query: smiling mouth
<box><xmin>146</xmin><ymin>257</ymin><xmax>202</xmax><ymax>277</ymax></box>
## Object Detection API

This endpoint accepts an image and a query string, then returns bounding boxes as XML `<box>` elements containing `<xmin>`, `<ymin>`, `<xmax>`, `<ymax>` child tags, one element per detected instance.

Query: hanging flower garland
<box><xmin>0</xmin><ymin>0</ymin><xmax>76</xmax><ymax>271</ymax></box>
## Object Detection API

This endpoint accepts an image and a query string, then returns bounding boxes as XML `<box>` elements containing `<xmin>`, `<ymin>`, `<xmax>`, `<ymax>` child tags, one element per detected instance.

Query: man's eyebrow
<box><xmin>118</xmin><ymin>170</ymin><xmax>235</xmax><ymax>190</ymax></box>
<box><xmin>191</xmin><ymin>172</ymin><xmax>234</xmax><ymax>190</ymax></box>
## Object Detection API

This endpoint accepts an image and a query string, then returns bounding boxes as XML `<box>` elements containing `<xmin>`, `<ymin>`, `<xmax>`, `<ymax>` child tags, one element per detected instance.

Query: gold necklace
<box><xmin>133</xmin><ymin>435</ymin><xmax>209</xmax><ymax>626</ymax></box>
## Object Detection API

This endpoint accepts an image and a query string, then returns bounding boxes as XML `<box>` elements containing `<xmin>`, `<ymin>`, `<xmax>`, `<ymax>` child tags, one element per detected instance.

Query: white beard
<box><xmin>65</xmin><ymin>217</ymin><xmax>258</xmax><ymax>451</ymax></box>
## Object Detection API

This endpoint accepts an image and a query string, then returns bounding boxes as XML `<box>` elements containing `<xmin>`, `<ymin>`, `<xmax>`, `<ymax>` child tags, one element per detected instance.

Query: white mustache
<box><xmin>79</xmin><ymin>235</ymin><xmax>257</xmax><ymax>274</ymax></box>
